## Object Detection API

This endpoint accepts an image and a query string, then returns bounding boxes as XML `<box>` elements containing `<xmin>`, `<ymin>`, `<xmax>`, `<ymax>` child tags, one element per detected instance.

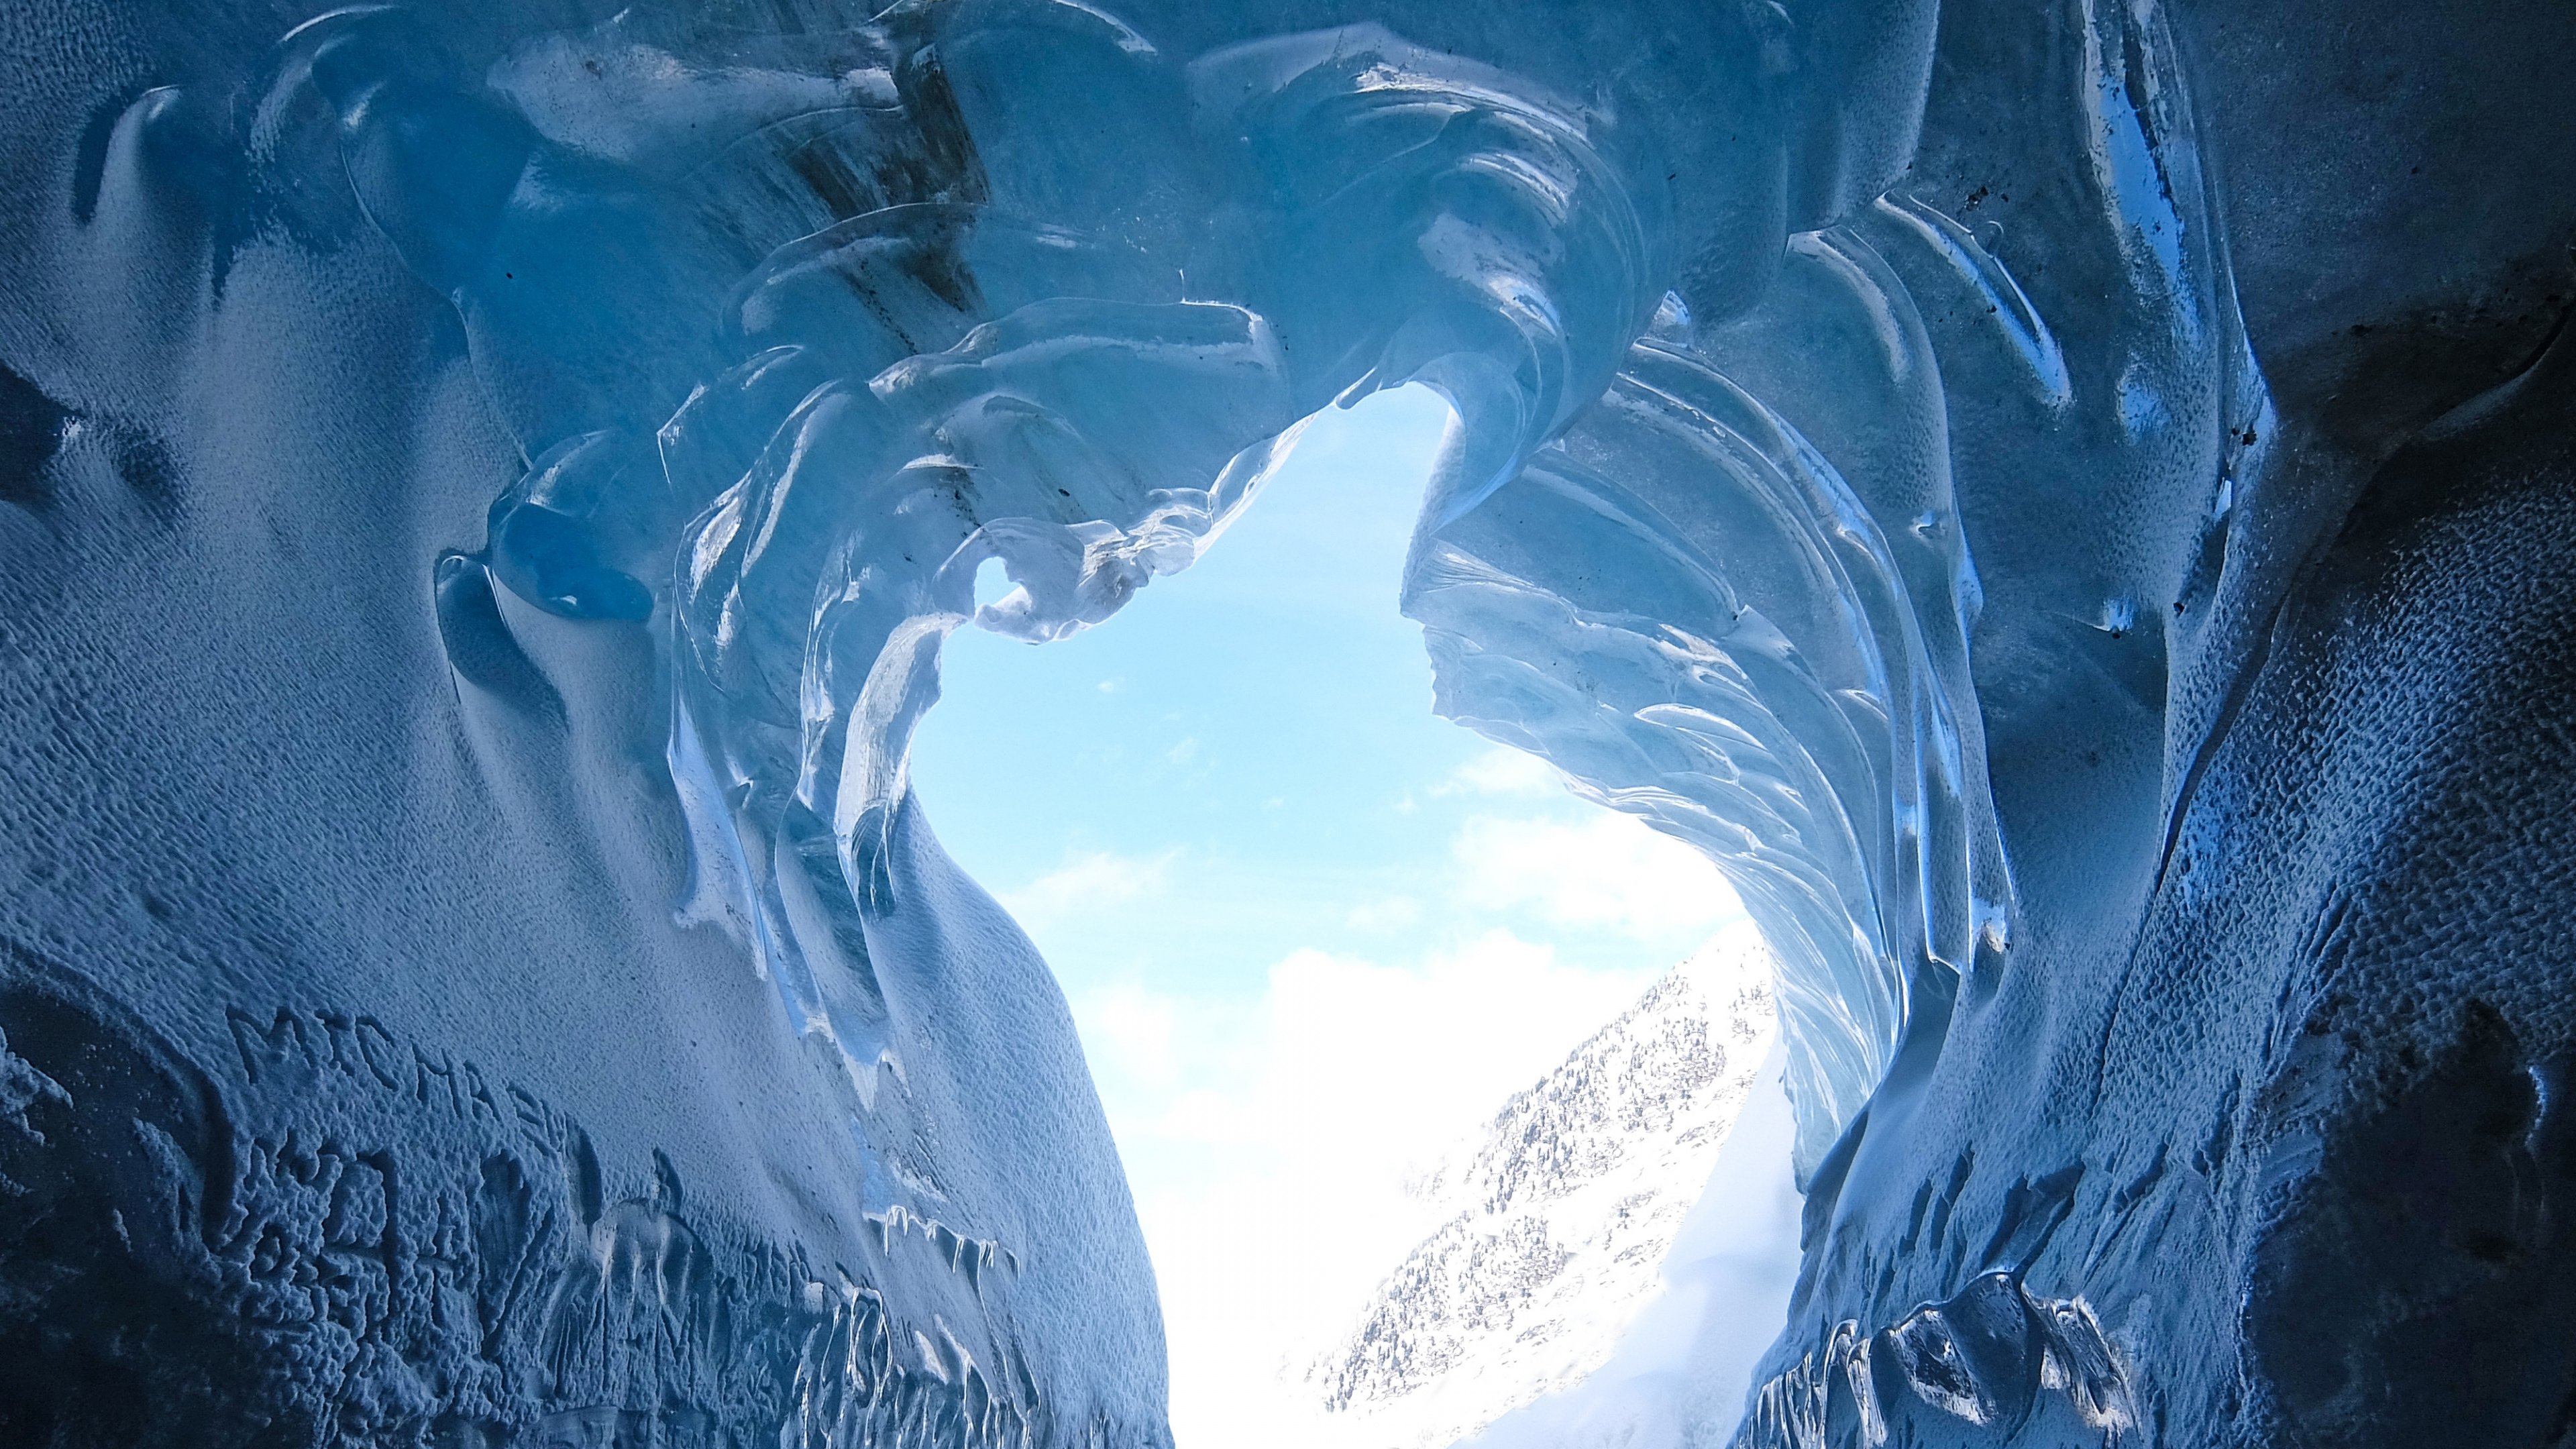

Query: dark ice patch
<box><xmin>0</xmin><ymin>363</ymin><xmax>71</xmax><ymax>511</ymax></box>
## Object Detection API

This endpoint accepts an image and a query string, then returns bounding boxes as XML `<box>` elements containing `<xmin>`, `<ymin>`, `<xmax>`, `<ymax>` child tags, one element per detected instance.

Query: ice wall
<box><xmin>4</xmin><ymin>0</ymin><xmax>2575</xmax><ymax>1445</ymax></box>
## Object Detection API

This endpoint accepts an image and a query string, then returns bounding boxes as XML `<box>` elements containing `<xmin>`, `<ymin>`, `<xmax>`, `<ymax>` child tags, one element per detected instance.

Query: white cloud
<box><xmin>1000</xmin><ymin>849</ymin><xmax>1176</xmax><ymax>924</ymax></box>
<box><xmin>1095</xmin><ymin>931</ymin><xmax>1677</xmax><ymax>1449</ymax></box>
<box><xmin>1433</xmin><ymin>745</ymin><xmax>1564</xmax><ymax>798</ymax></box>
<box><xmin>1452</xmin><ymin>812</ymin><xmax>1737</xmax><ymax>941</ymax></box>
<box><xmin>1344</xmin><ymin>896</ymin><xmax>1424</xmax><ymax>931</ymax></box>
<box><xmin>1246</xmin><ymin>934</ymin><xmax>1652</xmax><ymax>1157</ymax></box>
<box><xmin>1072</xmin><ymin>981</ymin><xmax>1183</xmax><ymax>1090</ymax></box>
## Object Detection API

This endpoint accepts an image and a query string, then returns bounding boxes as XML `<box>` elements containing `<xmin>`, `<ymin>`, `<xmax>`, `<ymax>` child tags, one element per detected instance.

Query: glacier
<box><xmin>2</xmin><ymin>0</ymin><xmax>2573</xmax><ymax>1445</ymax></box>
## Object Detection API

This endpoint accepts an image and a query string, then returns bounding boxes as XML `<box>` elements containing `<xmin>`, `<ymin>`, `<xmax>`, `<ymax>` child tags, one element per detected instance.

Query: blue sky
<box><xmin>908</xmin><ymin>386</ymin><xmax>1743</xmax><ymax>1446</ymax></box>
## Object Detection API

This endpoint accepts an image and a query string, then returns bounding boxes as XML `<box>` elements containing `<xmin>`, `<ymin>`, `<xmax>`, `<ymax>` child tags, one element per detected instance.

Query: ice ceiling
<box><xmin>4</xmin><ymin>0</ymin><xmax>2575</xmax><ymax>1446</ymax></box>
<box><xmin>379</xmin><ymin>0</ymin><xmax>2217</xmax><ymax>1183</ymax></box>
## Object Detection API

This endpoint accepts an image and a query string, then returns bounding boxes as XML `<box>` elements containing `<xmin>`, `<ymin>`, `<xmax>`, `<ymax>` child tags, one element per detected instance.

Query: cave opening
<box><xmin>910</xmin><ymin>385</ymin><xmax>1795</xmax><ymax>1449</ymax></box>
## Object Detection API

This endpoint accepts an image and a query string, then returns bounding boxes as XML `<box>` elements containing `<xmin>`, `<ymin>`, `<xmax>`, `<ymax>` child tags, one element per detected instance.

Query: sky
<box><xmin>906</xmin><ymin>385</ymin><xmax>1746</xmax><ymax>1448</ymax></box>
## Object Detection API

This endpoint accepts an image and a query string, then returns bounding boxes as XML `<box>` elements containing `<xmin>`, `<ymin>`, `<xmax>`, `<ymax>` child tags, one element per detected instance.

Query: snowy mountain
<box><xmin>1306</xmin><ymin>922</ymin><xmax>1778</xmax><ymax>1449</ymax></box>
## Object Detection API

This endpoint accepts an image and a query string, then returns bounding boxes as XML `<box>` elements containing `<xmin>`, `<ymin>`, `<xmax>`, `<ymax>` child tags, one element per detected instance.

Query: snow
<box><xmin>1309</xmin><ymin>922</ymin><xmax>1785</xmax><ymax>1449</ymax></box>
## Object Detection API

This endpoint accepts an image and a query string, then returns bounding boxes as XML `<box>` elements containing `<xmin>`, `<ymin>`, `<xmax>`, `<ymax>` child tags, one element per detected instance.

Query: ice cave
<box><xmin>0</xmin><ymin>0</ymin><xmax>2571</xmax><ymax>1444</ymax></box>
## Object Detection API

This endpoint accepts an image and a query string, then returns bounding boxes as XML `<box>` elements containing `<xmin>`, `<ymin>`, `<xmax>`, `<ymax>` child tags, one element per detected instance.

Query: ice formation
<box><xmin>3</xmin><ymin>0</ymin><xmax>2574</xmax><ymax>1445</ymax></box>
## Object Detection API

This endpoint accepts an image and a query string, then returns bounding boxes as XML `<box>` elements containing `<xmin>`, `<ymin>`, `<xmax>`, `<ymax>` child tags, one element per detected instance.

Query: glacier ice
<box><xmin>3</xmin><ymin>0</ymin><xmax>2575</xmax><ymax>1445</ymax></box>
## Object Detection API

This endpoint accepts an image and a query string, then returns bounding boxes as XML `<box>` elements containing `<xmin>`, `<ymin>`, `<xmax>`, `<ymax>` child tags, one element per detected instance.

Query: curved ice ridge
<box><xmin>584</xmin><ymin>12</ymin><xmax>1666</xmax><ymax>1112</ymax></box>
<box><xmin>1734</xmin><ymin>1273</ymin><xmax>2136</xmax><ymax>1448</ymax></box>
<box><xmin>1407</xmin><ymin>0</ymin><xmax>2264</xmax><ymax>1180</ymax></box>
<box><xmin>1409</xmin><ymin>309</ymin><xmax>2004</xmax><ymax>1177</ymax></box>
<box><xmin>280</xmin><ymin>0</ymin><xmax>2265</xmax><ymax>1181</ymax></box>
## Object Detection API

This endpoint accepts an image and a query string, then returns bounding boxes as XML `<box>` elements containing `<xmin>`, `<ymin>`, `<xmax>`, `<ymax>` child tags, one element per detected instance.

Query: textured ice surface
<box><xmin>4</xmin><ymin>0</ymin><xmax>2575</xmax><ymax>1445</ymax></box>
<box><xmin>1311</xmin><ymin>925</ymin><xmax>1778</xmax><ymax>1449</ymax></box>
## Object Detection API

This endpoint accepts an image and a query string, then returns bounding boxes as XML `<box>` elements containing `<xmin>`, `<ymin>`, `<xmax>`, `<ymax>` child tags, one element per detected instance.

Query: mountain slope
<box><xmin>1308</xmin><ymin>922</ymin><xmax>1779</xmax><ymax>1449</ymax></box>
